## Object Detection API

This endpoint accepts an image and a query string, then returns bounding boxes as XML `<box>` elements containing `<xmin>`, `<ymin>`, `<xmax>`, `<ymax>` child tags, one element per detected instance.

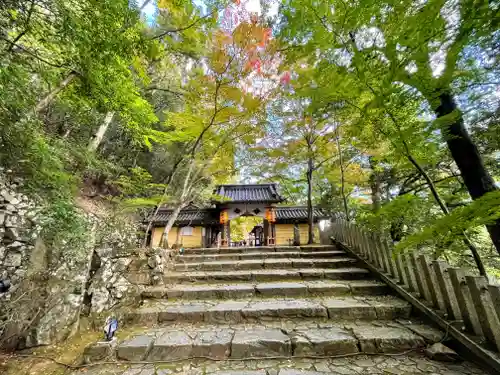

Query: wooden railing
<box><xmin>326</xmin><ymin>215</ymin><xmax>500</xmax><ymax>354</ymax></box>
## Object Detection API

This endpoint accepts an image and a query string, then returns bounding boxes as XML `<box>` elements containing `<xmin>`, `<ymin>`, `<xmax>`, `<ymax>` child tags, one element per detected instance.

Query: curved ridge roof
<box><xmin>148</xmin><ymin>206</ymin><xmax>328</xmax><ymax>225</ymax></box>
<box><xmin>212</xmin><ymin>183</ymin><xmax>284</xmax><ymax>203</ymax></box>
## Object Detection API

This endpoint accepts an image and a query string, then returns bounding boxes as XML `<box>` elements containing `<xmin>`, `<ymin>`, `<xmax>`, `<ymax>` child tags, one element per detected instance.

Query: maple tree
<box><xmin>151</xmin><ymin>0</ymin><xmax>275</xmax><ymax>244</ymax></box>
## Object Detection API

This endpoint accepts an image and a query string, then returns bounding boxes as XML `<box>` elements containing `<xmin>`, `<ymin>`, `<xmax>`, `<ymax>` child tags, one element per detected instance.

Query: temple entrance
<box><xmin>149</xmin><ymin>184</ymin><xmax>327</xmax><ymax>248</ymax></box>
<box><xmin>250</xmin><ymin>224</ymin><xmax>263</xmax><ymax>246</ymax></box>
<box><xmin>218</xmin><ymin>201</ymin><xmax>277</xmax><ymax>247</ymax></box>
<box><xmin>230</xmin><ymin>216</ymin><xmax>262</xmax><ymax>247</ymax></box>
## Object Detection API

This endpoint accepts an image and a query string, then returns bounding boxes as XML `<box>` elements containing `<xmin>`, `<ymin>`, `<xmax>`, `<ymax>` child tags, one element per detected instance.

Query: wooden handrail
<box><xmin>325</xmin><ymin>215</ymin><xmax>500</xmax><ymax>354</ymax></box>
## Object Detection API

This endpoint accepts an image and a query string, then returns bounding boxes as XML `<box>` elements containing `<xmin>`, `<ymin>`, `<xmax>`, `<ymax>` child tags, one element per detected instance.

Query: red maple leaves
<box><xmin>220</xmin><ymin>1</ymin><xmax>292</xmax><ymax>87</ymax></box>
<box><xmin>280</xmin><ymin>71</ymin><xmax>291</xmax><ymax>85</ymax></box>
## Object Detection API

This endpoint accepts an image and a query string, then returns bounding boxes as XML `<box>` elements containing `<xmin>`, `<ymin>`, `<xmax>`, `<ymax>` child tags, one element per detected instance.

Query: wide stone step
<box><xmin>84</xmin><ymin>321</ymin><xmax>432</xmax><ymax>363</ymax></box>
<box><xmin>175</xmin><ymin>250</ymin><xmax>347</xmax><ymax>262</ymax></box>
<box><xmin>181</xmin><ymin>245</ymin><xmax>338</xmax><ymax>255</ymax></box>
<box><xmin>142</xmin><ymin>280</ymin><xmax>391</xmax><ymax>300</ymax></box>
<box><xmin>162</xmin><ymin>267</ymin><xmax>371</xmax><ymax>283</ymax></box>
<box><xmin>124</xmin><ymin>296</ymin><xmax>412</xmax><ymax>324</ymax></box>
<box><xmin>173</xmin><ymin>257</ymin><xmax>358</xmax><ymax>272</ymax></box>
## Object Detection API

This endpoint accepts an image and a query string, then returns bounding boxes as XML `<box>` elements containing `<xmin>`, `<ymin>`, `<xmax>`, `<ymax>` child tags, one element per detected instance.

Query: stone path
<box><xmin>82</xmin><ymin>245</ymin><xmax>490</xmax><ymax>374</ymax></box>
<box><xmin>77</xmin><ymin>355</ymin><xmax>488</xmax><ymax>375</ymax></box>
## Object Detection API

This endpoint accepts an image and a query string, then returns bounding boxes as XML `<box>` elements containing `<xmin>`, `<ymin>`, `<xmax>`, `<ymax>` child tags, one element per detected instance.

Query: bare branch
<box><xmin>151</xmin><ymin>9</ymin><xmax>217</xmax><ymax>40</ymax></box>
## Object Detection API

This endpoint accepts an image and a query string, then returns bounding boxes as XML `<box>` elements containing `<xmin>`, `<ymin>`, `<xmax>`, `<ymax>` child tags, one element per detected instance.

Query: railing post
<box><xmin>355</xmin><ymin>226</ymin><xmax>365</xmax><ymax>258</ymax></box>
<box><xmin>448</xmin><ymin>268</ymin><xmax>483</xmax><ymax>336</ymax></box>
<box><xmin>373</xmin><ymin>233</ymin><xmax>385</xmax><ymax>271</ymax></box>
<box><xmin>418</xmin><ymin>255</ymin><xmax>446</xmax><ymax>311</ymax></box>
<box><xmin>340</xmin><ymin>221</ymin><xmax>346</xmax><ymax>243</ymax></box>
<box><xmin>346</xmin><ymin>222</ymin><xmax>354</xmax><ymax>250</ymax></box>
<box><xmin>333</xmin><ymin>220</ymin><xmax>340</xmax><ymax>242</ymax></box>
<box><xmin>348</xmin><ymin>223</ymin><xmax>363</xmax><ymax>254</ymax></box>
<box><xmin>395</xmin><ymin>253</ymin><xmax>408</xmax><ymax>287</ymax></box>
<box><xmin>361</xmin><ymin>231</ymin><xmax>379</xmax><ymax>268</ymax></box>
<box><xmin>354</xmin><ymin>225</ymin><xmax>364</xmax><ymax>257</ymax></box>
<box><xmin>338</xmin><ymin>220</ymin><xmax>345</xmax><ymax>243</ymax></box>
<box><xmin>402</xmin><ymin>253</ymin><xmax>418</xmax><ymax>293</ymax></box>
<box><xmin>488</xmin><ymin>285</ymin><xmax>500</xmax><ymax>322</ymax></box>
<box><xmin>382</xmin><ymin>238</ymin><xmax>397</xmax><ymax>278</ymax></box>
<box><xmin>374</xmin><ymin>235</ymin><xmax>390</xmax><ymax>274</ymax></box>
<box><xmin>370</xmin><ymin>233</ymin><xmax>385</xmax><ymax>271</ymax></box>
<box><xmin>432</xmin><ymin>261</ymin><xmax>462</xmax><ymax>320</ymax></box>
<box><xmin>410</xmin><ymin>252</ymin><xmax>431</xmax><ymax>302</ymax></box>
<box><xmin>360</xmin><ymin>229</ymin><xmax>369</xmax><ymax>260</ymax></box>
<box><xmin>466</xmin><ymin>276</ymin><xmax>500</xmax><ymax>352</ymax></box>
<box><xmin>343</xmin><ymin>220</ymin><xmax>349</xmax><ymax>246</ymax></box>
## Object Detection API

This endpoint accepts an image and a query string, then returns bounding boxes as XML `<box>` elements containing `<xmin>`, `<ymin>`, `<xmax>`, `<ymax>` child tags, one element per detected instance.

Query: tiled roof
<box><xmin>150</xmin><ymin>209</ymin><xmax>219</xmax><ymax>225</ymax></box>
<box><xmin>148</xmin><ymin>206</ymin><xmax>329</xmax><ymax>225</ymax></box>
<box><xmin>213</xmin><ymin>184</ymin><xmax>284</xmax><ymax>203</ymax></box>
<box><xmin>275</xmin><ymin>206</ymin><xmax>329</xmax><ymax>221</ymax></box>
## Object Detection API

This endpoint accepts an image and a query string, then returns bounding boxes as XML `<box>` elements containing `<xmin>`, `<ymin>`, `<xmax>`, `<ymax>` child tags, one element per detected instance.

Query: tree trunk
<box><xmin>335</xmin><ymin>133</ymin><xmax>350</xmax><ymax>221</ymax></box>
<box><xmin>35</xmin><ymin>71</ymin><xmax>78</xmax><ymax>114</ymax></box>
<box><xmin>143</xmin><ymin>201</ymin><xmax>164</xmax><ymax>248</ymax></box>
<box><xmin>88</xmin><ymin>111</ymin><xmax>115</xmax><ymax>151</ymax></box>
<box><xmin>161</xmin><ymin>204</ymin><xmax>183</xmax><ymax>248</ymax></box>
<box><xmin>369</xmin><ymin>156</ymin><xmax>382</xmax><ymax>213</ymax></box>
<box><xmin>161</xmin><ymin>159</ymin><xmax>195</xmax><ymax>247</ymax></box>
<box><xmin>401</xmin><ymin>139</ymin><xmax>487</xmax><ymax>276</ymax></box>
<box><xmin>435</xmin><ymin>92</ymin><xmax>500</xmax><ymax>255</ymax></box>
<box><xmin>405</xmin><ymin>149</ymin><xmax>450</xmax><ymax>215</ymax></box>
<box><xmin>141</xmin><ymin>158</ymin><xmax>187</xmax><ymax>247</ymax></box>
<box><xmin>306</xmin><ymin>157</ymin><xmax>314</xmax><ymax>244</ymax></box>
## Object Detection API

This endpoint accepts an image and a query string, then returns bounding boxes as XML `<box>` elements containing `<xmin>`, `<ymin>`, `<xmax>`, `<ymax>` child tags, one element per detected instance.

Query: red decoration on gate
<box><xmin>220</xmin><ymin>210</ymin><xmax>229</xmax><ymax>224</ymax></box>
<box><xmin>265</xmin><ymin>207</ymin><xmax>276</xmax><ymax>223</ymax></box>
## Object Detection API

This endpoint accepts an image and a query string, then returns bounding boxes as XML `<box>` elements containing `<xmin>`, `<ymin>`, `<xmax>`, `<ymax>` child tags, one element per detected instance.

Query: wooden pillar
<box><xmin>268</xmin><ymin>222</ymin><xmax>276</xmax><ymax>245</ymax></box>
<box><xmin>202</xmin><ymin>226</ymin><xmax>208</xmax><ymax>248</ymax></box>
<box><xmin>293</xmin><ymin>222</ymin><xmax>300</xmax><ymax>246</ymax></box>
<box><xmin>220</xmin><ymin>220</ymin><xmax>230</xmax><ymax>247</ymax></box>
<box><xmin>221</xmin><ymin>224</ymin><xmax>226</xmax><ymax>246</ymax></box>
<box><xmin>263</xmin><ymin>219</ymin><xmax>269</xmax><ymax>245</ymax></box>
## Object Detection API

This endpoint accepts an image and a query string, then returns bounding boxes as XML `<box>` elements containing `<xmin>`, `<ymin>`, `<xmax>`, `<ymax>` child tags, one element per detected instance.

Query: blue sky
<box><xmin>139</xmin><ymin>0</ymin><xmax>157</xmax><ymax>23</ymax></box>
<box><xmin>139</xmin><ymin>0</ymin><xmax>279</xmax><ymax>23</ymax></box>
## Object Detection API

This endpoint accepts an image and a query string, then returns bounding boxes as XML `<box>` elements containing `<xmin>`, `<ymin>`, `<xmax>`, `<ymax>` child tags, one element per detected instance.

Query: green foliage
<box><xmin>39</xmin><ymin>198</ymin><xmax>89</xmax><ymax>252</ymax></box>
<box><xmin>1</xmin><ymin>0</ymin><xmax>498</xmax><ymax>276</ymax></box>
<box><xmin>271</xmin><ymin>0</ymin><xmax>500</xmax><ymax>272</ymax></box>
<box><xmin>1</xmin><ymin>0</ymin><xmax>201</xmax><ymax>251</ymax></box>
<box><xmin>230</xmin><ymin>216</ymin><xmax>262</xmax><ymax>242</ymax></box>
<box><xmin>1</xmin><ymin>119</ymin><xmax>77</xmax><ymax>199</ymax></box>
<box><xmin>360</xmin><ymin>194</ymin><xmax>438</xmax><ymax>236</ymax></box>
<box><xmin>396</xmin><ymin>191</ymin><xmax>500</xmax><ymax>253</ymax></box>
<box><xmin>114</xmin><ymin>167</ymin><xmax>155</xmax><ymax>197</ymax></box>
<box><xmin>120</xmin><ymin>196</ymin><xmax>167</xmax><ymax>211</ymax></box>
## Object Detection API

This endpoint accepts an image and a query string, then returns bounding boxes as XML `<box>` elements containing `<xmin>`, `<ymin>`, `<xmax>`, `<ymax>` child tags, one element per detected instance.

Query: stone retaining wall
<box><xmin>0</xmin><ymin>171</ymin><xmax>168</xmax><ymax>349</ymax></box>
<box><xmin>0</xmin><ymin>171</ymin><xmax>41</xmax><ymax>296</ymax></box>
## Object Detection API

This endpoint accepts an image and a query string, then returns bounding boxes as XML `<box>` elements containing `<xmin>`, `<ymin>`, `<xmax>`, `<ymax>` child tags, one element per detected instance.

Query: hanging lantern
<box><xmin>265</xmin><ymin>207</ymin><xmax>276</xmax><ymax>223</ymax></box>
<box><xmin>220</xmin><ymin>210</ymin><xmax>228</xmax><ymax>224</ymax></box>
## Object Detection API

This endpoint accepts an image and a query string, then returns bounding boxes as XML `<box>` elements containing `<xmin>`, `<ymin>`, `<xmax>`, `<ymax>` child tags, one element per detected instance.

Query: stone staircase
<box><xmin>83</xmin><ymin>245</ymin><xmax>490</xmax><ymax>375</ymax></box>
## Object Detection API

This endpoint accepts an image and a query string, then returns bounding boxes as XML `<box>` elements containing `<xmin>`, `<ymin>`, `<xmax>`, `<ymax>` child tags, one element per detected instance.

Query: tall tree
<box><xmin>277</xmin><ymin>0</ymin><xmax>500</xmax><ymax>253</ymax></box>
